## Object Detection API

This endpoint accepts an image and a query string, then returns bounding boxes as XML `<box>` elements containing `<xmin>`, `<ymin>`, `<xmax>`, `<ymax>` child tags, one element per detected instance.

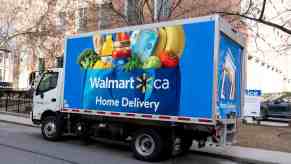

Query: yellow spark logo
<box><xmin>136</xmin><ymin>73</ymin><xmax>154</xmax><ymax>93</ymax></box>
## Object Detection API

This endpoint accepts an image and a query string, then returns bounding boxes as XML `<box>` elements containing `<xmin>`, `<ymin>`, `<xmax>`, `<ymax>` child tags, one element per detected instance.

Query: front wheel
<box><xmin>41</xmin><ymin>116</ymin><xmax>63</xmax><ymax>141</ymax></box>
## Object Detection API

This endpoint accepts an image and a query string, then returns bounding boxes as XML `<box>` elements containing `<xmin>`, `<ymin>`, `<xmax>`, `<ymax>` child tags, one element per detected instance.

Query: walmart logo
<box><xmin>136</xmin><ymin>73</ymin><xmax>154</xmax><ymax>93</ymax></box>
<box><xmin>89</xmin><ymin>73</ymin><xmax>170</xmax><ymax>92</ymax></box>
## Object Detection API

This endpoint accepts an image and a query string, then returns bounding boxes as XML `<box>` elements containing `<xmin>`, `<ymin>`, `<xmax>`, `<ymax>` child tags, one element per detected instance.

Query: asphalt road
<box><xmin>0</xmin><ymin>122</ymin><xmax>245</xmax><ymax>164</ymax></box>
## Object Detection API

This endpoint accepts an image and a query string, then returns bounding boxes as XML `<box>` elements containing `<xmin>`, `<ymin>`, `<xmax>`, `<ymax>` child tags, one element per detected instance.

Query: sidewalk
<box><xmin>0</xmin><ymin>111</ymin><xmax>37</xmax><ymax>127</ymax></box>
<box><xmin>0</xmin><ymin>112</ymin><xmax>291</xmax><ymax>163</ymax></box>
<box><xmin>244</xmin><ymin>117</ymin><xmax>290</xmax><ymax>127</ymax></box>
<box><xmin>191</xmin><ymin>144</ymin><xmax>291</xmax><ymax>164</ymax></box>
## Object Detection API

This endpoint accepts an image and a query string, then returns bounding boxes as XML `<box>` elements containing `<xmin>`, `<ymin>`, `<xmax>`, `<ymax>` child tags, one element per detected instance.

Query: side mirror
<box><xmin>36</xmin><ymin>90</ymin><xmax>44</xmax><ymax>99</ymax></box>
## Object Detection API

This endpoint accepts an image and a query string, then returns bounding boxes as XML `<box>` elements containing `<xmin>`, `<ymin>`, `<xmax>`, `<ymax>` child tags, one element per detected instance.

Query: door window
<box><xmin>37</xmin><ymin>72</ymin><xmax>58</xmax><ymax>94</ymax></box>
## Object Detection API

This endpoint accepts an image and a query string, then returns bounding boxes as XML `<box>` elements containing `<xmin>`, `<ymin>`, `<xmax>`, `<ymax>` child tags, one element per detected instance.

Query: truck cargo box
<box><xmin>62</xmin><ymin>15</ymin><xmax>245</xmax><ymax>124</ymax></box>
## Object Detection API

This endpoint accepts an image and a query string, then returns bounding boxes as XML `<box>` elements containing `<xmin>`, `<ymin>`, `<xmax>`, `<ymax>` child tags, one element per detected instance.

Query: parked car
<box><xmin>261</xmin><ymin>94</ymin><xmax>291</xmax><ymax>121</ymax></box>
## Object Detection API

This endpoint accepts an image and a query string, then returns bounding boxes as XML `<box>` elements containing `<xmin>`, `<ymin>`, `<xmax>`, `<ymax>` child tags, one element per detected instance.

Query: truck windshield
<box><xmin>37</xmin><ymin>72</ymin><xmax>58</xmax><ymax>93</ymax></box>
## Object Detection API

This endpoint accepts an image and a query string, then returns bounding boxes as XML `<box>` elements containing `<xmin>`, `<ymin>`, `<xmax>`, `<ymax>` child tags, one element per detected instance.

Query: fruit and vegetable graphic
<box><xmin>124</xmin><ymin>55</ymin><xmax>142</xmax><ymax>72</ymax></box>
<box><xmin>93</xmin><ymin>32</ymin><xmax>103</xmax><ymax>54</ymax></box>
<box><xmin>143</xmin><ymin>56</ymin><xmax>161</xmax><ymax>69</ymax></box>
<box><xmin>112</xmin><ymin>48</ymin><xmax>131</xmax><ymax>59</ymax></box>
<box><xmin>77</xmin><ymin>49</ymin><xmax>100</xmax><ymax>69</ymax></box>
<box><xmin>152</xmin><ymin>26</ymin><xmax>185</xmax><ymax>58</ymax></box>
<box><xmin>163</xmin><ymin>26</ymin><xmax>185</xmax><ymax>58</ymax></box>
<box><xmin>158</xmin><ymin>51</ymin><xmax>179</xmax><ymax>68</ymax></box>
<box><xmin>112</xmin><ymin>32</ymin><xmax>131</xmax><ymax>59</ymax></box>
<box><xmin>152</xmin><ymin>28</ymin><xmax>167</xmax><ymax>57</ymax></box>
<box><xmin>93</xmin><ymin>60</ymin><xmax>112</xmax><ymax>69</ymax></box>
<box><xmin>101</xmin><ymin>35</ymin><xmax>114</xmax><ymax>56</ymax></box>
<box><xmin>77</xmin><ymin>25</ymin><xmax>185</xmax><ymax>70</ymax></box>
<box><xmin>130</xmin><ymin>30</ymin><xmax>158</xmax><ymax>62</ymax></box>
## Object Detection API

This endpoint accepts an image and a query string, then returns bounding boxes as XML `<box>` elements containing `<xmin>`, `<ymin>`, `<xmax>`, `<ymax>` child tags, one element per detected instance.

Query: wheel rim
<box><xmin>135</xmin><ymin>134</ymin><xmax>155</xmax><ymax>156</ymax></box>
<box><xmin>44</xmin><ymin>121</ymin><xmax>56</xmax><ymax>137</ymax></box>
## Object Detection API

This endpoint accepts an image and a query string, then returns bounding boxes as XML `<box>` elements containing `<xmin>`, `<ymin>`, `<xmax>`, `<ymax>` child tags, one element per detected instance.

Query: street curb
<box><xmin>242</xmin><ymin>121</ymin><xmax>289</xmax><ymax>128</ymax></box>
<box><xmin>189</xmin><ymin>150</ymin><xmax>277</xmax><ymax>164</ymax></box>
<box><xmin>0</xmin><ymin>111</ymin><xmax>30</xmax><ymax>118</ymax></box>
<box><xmin>0</xmin><ymin>119</ymin><xmax>39</xmax><ymax>128</ymax></box>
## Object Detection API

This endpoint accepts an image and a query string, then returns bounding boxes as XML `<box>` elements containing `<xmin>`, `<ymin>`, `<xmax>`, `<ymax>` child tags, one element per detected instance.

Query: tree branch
<box><xmin>139</xmin><ymin>0</ymin><xmax>146</xmax><ymax>24</ymax></box>
<box><xmin>259</xmin><ymin>0</ymin><xmax>267</xmax><ymax>20</ymax></box>
<box><xmin>145</xmin><ymin>0</ymin><xmax>155</xmax><ymax>22</ymax></box>
<box><xmin>216</xmin><ymin>11</ymin><xmax>291</xmax><ymax>35</ymax></box>
<box><xmin>168</xmin><ymin>0</ymin><xmax>183</xmax><ymax>18</ymax></box>
<box><xmin>156</xmin><ymin>0</ymin><xmax>164</xmax><ymax>22</ymax></box>
<box><xmin>107</xmin><ymin>2</ymin><xmax>130</xmax><ymax>25</ymax></box>
<box><xmin>242</xmin><ymin>0</ymin><xmax>253</xmax><ymax>15</ymax></box>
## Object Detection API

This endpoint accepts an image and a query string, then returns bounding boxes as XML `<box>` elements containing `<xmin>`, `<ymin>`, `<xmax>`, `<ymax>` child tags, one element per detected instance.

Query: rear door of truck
<box><xmin>216</xmin><ymin>19</ymin><xmax>245</xmax><ymax>121</ymax></box>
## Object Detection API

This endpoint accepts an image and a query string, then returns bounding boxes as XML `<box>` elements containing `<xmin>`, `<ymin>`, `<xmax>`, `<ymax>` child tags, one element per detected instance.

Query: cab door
<box><xmin>32</xmin><ymin>72</ymin><xmax>59</xmax><ymax>121</ymax></box>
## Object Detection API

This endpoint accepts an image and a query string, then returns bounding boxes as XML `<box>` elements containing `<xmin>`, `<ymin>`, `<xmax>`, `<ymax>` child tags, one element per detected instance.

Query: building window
<box><xmin>154</xmin><ymin>0</ymin><xmax>171</xmax><ymax>20</ymax></box>
<box><xmin>124</xmin><ymin>0</ymin><xmax>138</xmax><ymax>24</ymax></box>
<box><xmin>98</xmin><ymin>3</ymin><xmax>112</xmax><ymax>30</ymax></box>
<box><xmin>4</xmin><ymin>54</ymin><xmax>9</xmax><ymax>67</ymax></box>
<box><xmin>57</xmin><ymin>12</ymin><xmax>66</xmax><ymax>31</ymax></box>
<box><xmin>38</xmin><ymin>58</ymin><xmax>45</xmax><ymax>72</ymax></box>
<box><xmin>0</xmin><ymin>53</ymin><xmax>3</xmax><ymax>64</ymax></box>
<box><xmin>0</xmin><ymin>69</ymin><xmax>3</xmax><ymax>81</ymax></box>
<box><xmin>39</xmin><ymin>22</ymin><xmax>47</xmax><ymax>32</ymax></box>
<box><xmin>76</xmin><ymin>7</ymin><xmax>88</xmax><ymax>32</ymax></box>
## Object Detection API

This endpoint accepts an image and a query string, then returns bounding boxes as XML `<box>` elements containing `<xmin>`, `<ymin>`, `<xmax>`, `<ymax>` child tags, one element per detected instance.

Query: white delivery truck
<box><xmin>31</xmin><ymin>15</ymin><xmax>246</xmax><ymax>161</ymax></box>
<box><xmin>243</xmin><ymin>89</ymin><xmax>262</xmax><ymax>123</ymax></box>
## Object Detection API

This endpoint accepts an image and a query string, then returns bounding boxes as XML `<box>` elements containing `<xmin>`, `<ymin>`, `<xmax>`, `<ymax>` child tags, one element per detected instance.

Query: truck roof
<box><xmin>67</xmin><ymin>15</ymin><xmax>218</xmax><ymax>39</ymax></box>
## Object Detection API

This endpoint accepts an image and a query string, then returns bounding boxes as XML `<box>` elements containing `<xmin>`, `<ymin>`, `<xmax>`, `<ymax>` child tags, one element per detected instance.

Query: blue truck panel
<box><xmin>64</xmin><ymin>36</ymin><xmax>95</xmax><ymax>108</ymax></box>
<box><xmin>179</xmin><ymin>22</ymin><xmax>215</xmax><ymax>118</ymax></box>
<box><xmin>63</xmin><ymin>18</ymin><xmax>243</xmax><ymax>121</ymax></box>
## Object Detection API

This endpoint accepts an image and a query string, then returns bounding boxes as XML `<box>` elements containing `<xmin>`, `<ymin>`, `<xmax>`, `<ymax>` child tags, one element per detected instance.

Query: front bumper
<box><xmin>30</xmin><ymin>111</ymin><xmax>41</xmax><ymax>125</ymax></box>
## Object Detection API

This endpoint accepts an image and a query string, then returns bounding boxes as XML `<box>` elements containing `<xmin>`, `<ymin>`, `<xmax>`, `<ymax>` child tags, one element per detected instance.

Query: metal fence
<box><xmin>0</xmin><ymin>89</ymin><xmax>33</xmax><ymax>114</ymax></box>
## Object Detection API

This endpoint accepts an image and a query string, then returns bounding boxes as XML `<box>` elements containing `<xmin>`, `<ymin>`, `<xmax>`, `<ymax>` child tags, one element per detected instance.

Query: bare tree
<box><xmin>217</xmin><ymin>0</ymin><xmax>291</xmax><ymax>35</ymax></box>
<box><xmin>106</xmin><ymin>0</ymin><xmax>291</xmax><ymax>70</ymax></box>
<box><xmin>1</xmin><ymin>0</ymin><xmax>290</xmax><ymax>51</ymax></box>
<box><xmin>0</xmin><ymin>0</ymin><xmax>78</xmax><ymax>68</ymax></box>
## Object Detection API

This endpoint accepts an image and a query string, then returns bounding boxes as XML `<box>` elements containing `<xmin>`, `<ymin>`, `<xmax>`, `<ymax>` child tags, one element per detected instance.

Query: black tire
<box><xmin>131</xmin><ymin>129</ymin><xmax>165</xmax><ymax>162</ymax></box>
<box><xmin>260</xmin><ymin>107</ymin><xmax>268</xmax><ymax>120</ymax></box>
<box><xmin>76</xmin><ymin>121</ymin><xmax>93</xmax><ymax>145</ymax></box>
<box><xmin>41</xmin><ymin>116</ymin><xmax>63</xmax><ymax>141</ymax></box>
<box><xmin>180</xmin><ymin>137</ymin><xmax>193</xmax><ymax>155</ymax></box>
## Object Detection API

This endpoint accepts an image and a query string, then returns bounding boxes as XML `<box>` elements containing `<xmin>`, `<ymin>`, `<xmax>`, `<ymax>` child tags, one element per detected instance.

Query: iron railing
<box><xmin>0</xmin><ymin>89</ymin><xmax>33</xmax><ymax>114</ymax></box>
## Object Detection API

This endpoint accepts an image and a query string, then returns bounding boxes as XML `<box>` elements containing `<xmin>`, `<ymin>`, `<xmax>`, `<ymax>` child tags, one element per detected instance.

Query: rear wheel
<box><xmin>131</xmin><ymin>129</ymin><xmax>166</xmax><ymax>162</ymax></box>
<box><xmin>41</xmin><ymin>116</ymin><xmax>63</xmax><ymax>141</ymax></box>
<box><xmin>180</xmin><ymin>136</ymin><xmax>193</xmax><ymax>154</ymax></box>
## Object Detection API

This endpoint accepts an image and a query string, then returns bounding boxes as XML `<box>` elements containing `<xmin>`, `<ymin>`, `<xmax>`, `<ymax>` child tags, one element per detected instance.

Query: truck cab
<box><xmin>31</xmin><ymin>68</ymin><xmax>63</xmax><ymax>125</ymax></box>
